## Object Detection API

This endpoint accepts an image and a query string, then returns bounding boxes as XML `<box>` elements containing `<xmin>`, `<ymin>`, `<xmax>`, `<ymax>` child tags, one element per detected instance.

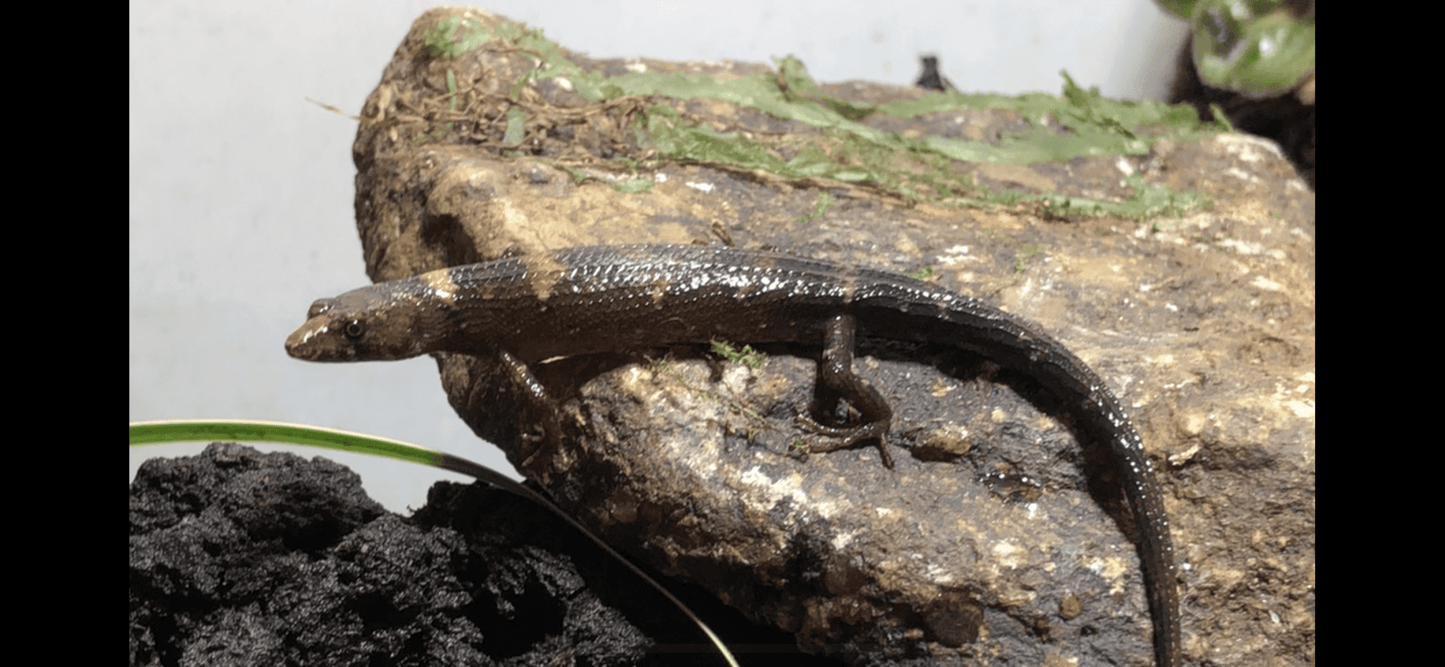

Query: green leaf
<box><xmin>1190</xmin><ymin>0</ymin><xmax>1315</xmax><ymax>97</ymax></box>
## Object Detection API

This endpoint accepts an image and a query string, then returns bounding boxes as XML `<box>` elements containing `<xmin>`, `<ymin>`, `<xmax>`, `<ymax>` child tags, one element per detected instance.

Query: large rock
<box><xmin>284</xmin><ymin>6</ymin><xmax>1312</xmax><ymax>665</ymax></box>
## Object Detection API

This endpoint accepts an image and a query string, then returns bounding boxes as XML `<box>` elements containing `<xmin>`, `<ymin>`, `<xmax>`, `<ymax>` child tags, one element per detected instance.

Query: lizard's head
<box><xmin>285</xmin><ymin>281</ymin><xmax>447</xmax><ymax>362</ymax></box>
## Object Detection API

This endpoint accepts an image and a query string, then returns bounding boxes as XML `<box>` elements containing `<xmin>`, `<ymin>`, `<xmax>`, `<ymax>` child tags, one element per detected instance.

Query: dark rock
<box><xmin>131</xmin><ymin>443</ymin><xmax>809</xmax><ymax>666</ymax></box>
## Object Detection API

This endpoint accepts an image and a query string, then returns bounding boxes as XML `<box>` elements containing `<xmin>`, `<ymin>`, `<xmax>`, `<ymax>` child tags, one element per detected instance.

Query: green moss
<box><xmin>423</xmin><ymin>16</ymin><xmax>494</xmax><ymax>59</ymax></box>
<box><xmin>710</xmin><ymin>340</ymin><xmax>766</xmax><ymax>369</ymax></box>
<box><xmin>439</xmin><ymin>14</ymin><xmax>1232</xmax><ymax>221</ymax></box>
<box><xmin>795</xmin><ymin>192</ymin><xmax>836</xmax><ymax>224</ymax></box>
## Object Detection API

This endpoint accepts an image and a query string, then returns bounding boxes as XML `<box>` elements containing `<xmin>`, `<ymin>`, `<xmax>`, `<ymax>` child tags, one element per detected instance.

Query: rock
<box><xmin>130</xmin><ymin>443</ymin><xmax>811</xmax><ymax>665</ymax></box>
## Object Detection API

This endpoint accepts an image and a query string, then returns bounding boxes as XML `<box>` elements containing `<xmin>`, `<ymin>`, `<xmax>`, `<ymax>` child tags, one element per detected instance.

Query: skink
<box><xmin>285</xmin><ymin>243</ymin><xmax>1180</xmax><ymax>666</ymax></box>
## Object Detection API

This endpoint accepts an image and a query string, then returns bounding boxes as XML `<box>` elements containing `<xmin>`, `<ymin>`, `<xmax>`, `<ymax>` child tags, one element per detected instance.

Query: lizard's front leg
<box><xmin>496</xmin><ymin>349</ymin><xmax>565</xmax><ymax>468</ymax></box>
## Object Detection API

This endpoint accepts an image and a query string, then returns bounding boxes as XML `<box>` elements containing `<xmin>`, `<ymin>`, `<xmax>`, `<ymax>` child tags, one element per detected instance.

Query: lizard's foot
<box><xmin>794</xmin><ymin>414</ymin><xmax>894</xmax><ymax>468</ymax></box>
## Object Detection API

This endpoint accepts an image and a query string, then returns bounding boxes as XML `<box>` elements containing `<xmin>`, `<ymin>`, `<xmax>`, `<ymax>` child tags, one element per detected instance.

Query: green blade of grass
<box><xmin>129</xmin><ymin>419</ymin><xmax>499</xmax><ymax>481</ymax></box>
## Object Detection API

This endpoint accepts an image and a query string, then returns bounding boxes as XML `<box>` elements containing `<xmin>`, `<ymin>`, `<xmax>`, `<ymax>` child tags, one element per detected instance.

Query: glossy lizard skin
<box><xmin>286</xmin><ymin>243</ymin><xmax>1180</xmax><ymax>666</ymax></box>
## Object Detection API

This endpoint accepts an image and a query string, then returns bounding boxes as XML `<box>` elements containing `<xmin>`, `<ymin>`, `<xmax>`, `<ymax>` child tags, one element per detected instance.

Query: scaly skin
<box><xmin>287</xmin><ymin>244</ymin><xmax>1180</xmax><ymax>666</ymax></box>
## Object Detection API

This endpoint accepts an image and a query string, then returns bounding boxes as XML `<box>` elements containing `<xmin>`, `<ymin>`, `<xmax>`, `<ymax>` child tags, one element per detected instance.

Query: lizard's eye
<box><xmin>344</xmin><ymin>320</ymin><xmax>364</xmax><ymax>340</ymax></box>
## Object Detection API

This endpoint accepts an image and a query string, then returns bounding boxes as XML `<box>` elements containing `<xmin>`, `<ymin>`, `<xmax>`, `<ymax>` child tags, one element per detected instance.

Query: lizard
<box><xmin>285</xmin><ymin>243</ymin><xmax>1180</xmax><ymax>666</ymax></box>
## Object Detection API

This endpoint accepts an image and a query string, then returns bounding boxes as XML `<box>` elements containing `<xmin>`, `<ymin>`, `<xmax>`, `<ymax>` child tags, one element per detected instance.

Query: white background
<box><xmin>130</xmin><ymin>0</ymin><xmax>1190</xmax><ymax>513</ymax></box>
